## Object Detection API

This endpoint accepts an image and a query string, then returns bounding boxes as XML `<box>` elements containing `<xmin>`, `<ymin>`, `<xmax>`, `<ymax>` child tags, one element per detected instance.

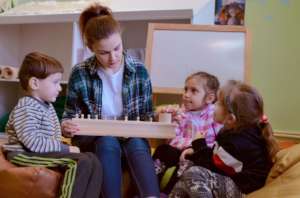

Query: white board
<box><xmin>145</xmin><ymin>23</ymin><xmax>250</xmax><ymax>94</ymax></box>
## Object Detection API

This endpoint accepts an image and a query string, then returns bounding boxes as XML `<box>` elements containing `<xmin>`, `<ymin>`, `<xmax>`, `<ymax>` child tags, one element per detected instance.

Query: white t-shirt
<box><xmin>97</xmin><ymin>64</ymin><xmax>124</xmax><ymax>119</ymax></box>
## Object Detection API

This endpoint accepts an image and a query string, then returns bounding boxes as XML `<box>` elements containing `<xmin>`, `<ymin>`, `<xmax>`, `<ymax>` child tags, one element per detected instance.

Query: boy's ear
<box><xmin>205</xmin><ymin>93</ymin><xmax>216</xmax><ymax>104</ymax></box>
<box><xmin>28</xmin><ymin>77</ymin><xmax>39</xmax><ymax>90</ymax></box>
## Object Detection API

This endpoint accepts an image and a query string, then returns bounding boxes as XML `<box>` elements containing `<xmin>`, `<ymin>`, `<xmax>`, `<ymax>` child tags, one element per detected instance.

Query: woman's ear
<box><xmin>28</xmin><ymin>77</ymin><xmax>39</xmax><ymax>90</ymax></box>
<box><xmin>205</xmin><ymin>93</ymin><xmax>216</xmax><ymax>104</ymax></box>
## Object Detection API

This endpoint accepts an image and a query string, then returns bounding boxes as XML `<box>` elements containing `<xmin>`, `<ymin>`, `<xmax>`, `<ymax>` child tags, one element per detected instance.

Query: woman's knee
<box><xmin>125</xmin><ymin>138</ymin><xmax>150</xmax><ymax>153</ymax></box>
<box><xmin>95</xmin><ymin>136</ymin><xmax>121</xmax><ymax>149</ymax></box>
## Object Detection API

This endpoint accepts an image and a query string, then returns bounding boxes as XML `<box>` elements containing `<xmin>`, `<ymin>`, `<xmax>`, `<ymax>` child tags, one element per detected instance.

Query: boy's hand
<box><xmin>180</xmin><ymin>148</ymin><xmax>194</xmax><ymax>162</ymax></box>
<box><xmin>69</xmin><ymin>146</ymin><xmax>80</xmax><ymax>153</ymax></box>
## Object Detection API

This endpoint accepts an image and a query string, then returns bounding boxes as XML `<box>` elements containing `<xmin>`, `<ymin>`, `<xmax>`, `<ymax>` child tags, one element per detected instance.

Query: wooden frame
<box><xmin>145</xmin><ymin>23</ymin><xmax>251</xmax><ymax>94</ymax></box>
<box><xmin>72</xmin><ymin>118</ymin><xmax>176</xmax><ymax>139</ymax></box>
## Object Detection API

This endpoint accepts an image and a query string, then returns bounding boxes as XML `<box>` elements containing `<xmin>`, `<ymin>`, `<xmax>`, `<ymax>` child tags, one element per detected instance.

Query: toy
<box><xmin>73</xmin><ymin>114</ymin><xmax>176</xmax><ymax>139</ymax></box>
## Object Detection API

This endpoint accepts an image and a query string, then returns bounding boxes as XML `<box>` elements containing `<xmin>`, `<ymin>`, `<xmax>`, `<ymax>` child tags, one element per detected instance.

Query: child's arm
<box><xmin>14</xmin><ymin>106</ymin><xmax>69</xmax><ymax>153</ymax></box>
<box><xmin>179</xmin><ymin>147</ymin><xmax>194</xmax><ymax>161</ymax></box>
<box><xmin>179</xmin><ymin>134</ymin><xmax>209</xmax><ymax>162</ymax></box>
<box><xmin>191</xmin><ymin>137</ymin><xmax>209</xmax><ymax>151</ymax></box>
<box><xmin>184</xmin><ymin>136</ymin><xmax>215</xmax><ymax>168</ymax></box>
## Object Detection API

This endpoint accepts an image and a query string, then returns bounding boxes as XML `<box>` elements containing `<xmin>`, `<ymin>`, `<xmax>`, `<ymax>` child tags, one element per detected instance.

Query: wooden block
<box><xmin>158</xmin><ymin>113</ymin><xmax>172</xmax><ymax>123</ymax></box>
<box><xmin>72</xmin><ymin>118</ymin><xmax>176</xmax><ymax>139</ymax></box>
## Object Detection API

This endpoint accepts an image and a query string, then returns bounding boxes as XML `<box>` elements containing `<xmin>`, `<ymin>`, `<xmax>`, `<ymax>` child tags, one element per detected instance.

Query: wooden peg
<box><xmin>149</xmin><ymin>117</ymin><xmax>153</xmax><ymax>122</ymax></box>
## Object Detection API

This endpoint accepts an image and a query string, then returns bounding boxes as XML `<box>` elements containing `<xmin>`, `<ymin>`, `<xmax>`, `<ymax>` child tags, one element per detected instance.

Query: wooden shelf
<box><xmin>0</xmin><ymin>0</ymin><xmax>214</xmax><ymax>118</ymax></box>
<box><xmin>0</xmin><ymin>9</ymin><xmax>194</xmax><ymax>24</ymax></box>
<box><xmin>0</xmin><ymin>78</ymin><xmax>68</xmax><ymax>84</ymax></box>
<box><xmin>0</xmin><ymin>78</ymin><xmax>19</xmax><ymax>83</ymax></box>
<box><xmin>0</xmin><ymin>0</ymin><xmax>215</xmax><ymax>24</ymax></box>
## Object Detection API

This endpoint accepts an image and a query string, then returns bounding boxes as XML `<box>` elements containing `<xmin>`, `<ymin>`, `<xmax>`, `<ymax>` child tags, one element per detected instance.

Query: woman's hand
<box><xmin>61</xmin><ymin>120</ymin><xmax>79</xmax><ymax>138</ymax></box>
<box><xmin>180</xmin><ymin>148</ymin><xmax>194</xmax><ymax>162</ymax></box>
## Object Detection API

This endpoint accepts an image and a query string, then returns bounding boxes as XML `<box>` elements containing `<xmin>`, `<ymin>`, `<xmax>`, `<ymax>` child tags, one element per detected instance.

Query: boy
<box><xmin>2</xmin><ymin>52</ymin><xmax>102</xmax><ymax>198</ymax></box>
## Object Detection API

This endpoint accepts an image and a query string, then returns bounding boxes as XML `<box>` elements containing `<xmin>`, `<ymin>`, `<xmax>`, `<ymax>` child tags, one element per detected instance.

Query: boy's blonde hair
<box><xmin>18</xmin><ymin>52</ymin><xmax>63</xmax><ymax>90</ymax></box>
<box><xmin>186</xmin><ymin>71</ymin><xmax>220</xmax><ymax>102</ymax></box>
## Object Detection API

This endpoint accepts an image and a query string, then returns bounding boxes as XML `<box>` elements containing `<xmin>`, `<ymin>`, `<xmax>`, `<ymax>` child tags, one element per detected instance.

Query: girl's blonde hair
<box><xmin>219</xmin><ymin>80</ymin><xmax>279</xmax><ymax>161</ymax></box>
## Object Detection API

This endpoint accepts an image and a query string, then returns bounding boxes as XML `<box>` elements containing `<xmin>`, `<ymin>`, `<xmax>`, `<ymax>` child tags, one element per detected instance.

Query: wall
<box><xmin>245</xmin><ymin>0</ymin><xmax>300</xmax><ymax>132</ymax></box>
<box><xmin>2</xmin><ymin>0</ymin><xmax>299</xmax><ymax>133</ymax></box>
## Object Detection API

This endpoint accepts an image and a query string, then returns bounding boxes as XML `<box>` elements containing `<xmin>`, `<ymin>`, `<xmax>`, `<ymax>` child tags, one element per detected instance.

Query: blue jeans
<box><xmin>75</xmin><ymin>136</ymin><xmax>159</xmax><ymax>198</ymax></box>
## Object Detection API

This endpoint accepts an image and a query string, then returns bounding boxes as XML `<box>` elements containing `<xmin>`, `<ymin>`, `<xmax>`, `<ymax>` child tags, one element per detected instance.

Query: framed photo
<box><xmin>215</xmin><ymin>0</ymin><xmax>245</xmax><ymax>25</ymax></box>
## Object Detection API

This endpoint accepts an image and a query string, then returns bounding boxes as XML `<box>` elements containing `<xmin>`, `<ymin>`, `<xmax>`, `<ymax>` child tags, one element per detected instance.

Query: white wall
<box><xmin>110</xmin><ymin>0</ymin><xmax>215</xmax><ymax>24</ymax></box>
<box><xmin>109</xmin><ymin>0</ymin><xmax>213</xmax><ymax>13</ymax></box>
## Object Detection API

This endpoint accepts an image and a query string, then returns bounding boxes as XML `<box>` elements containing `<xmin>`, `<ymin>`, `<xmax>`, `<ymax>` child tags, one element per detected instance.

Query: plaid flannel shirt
<box><xmin>63</xmin><ymin>52</ymin><xmax>153</xmax><ymax>121</ymax></box>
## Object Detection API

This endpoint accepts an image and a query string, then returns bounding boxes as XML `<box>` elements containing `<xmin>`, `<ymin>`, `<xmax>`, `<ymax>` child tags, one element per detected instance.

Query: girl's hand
<box><xmin>156</xmin><ymin>104</ymin><xmax>183</xmax><ymax>122</ymax></box>
<box><xmin>194</xmin><ymin>132</ymin><xmax>205</xmax><ymax>140</ymax></box>
<box><xmin>180</xmin><ymin>148</ymin><xmax>194</xmax><ymax>161</ymax></box>
<box><xmin>61</xmin><ymin>120</ymin><xmax>79</xmax><ymax>138</ymax></box>
<box><xmin>173</xmin><ymin>112</ymin><xmax>186</xmax><ymax>124</ymax></box>
<box><xmin>69</xmin><ymin>146</ymin><xmax>80</xmax><ymax>153</ymax></box>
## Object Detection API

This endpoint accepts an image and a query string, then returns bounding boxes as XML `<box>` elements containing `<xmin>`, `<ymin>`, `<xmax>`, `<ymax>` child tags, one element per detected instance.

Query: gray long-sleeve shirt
<box><xmin>4</xmin><ymin>96</ymin><xmax>69</xmax><ymax>153</ymax></box>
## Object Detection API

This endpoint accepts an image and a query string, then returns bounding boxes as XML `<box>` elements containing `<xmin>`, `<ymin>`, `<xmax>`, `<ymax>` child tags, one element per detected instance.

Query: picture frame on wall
<box><xmin>215</xmin><ymin>0</ymin><xmax>245</xmax><ymax>25</ymax></box>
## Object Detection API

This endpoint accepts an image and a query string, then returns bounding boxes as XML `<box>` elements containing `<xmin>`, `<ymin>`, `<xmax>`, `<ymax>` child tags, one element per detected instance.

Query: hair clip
<box><xmin>260</xmin><ymin>114</ymin><xmax>268</xmax><ymax>124</ymax></box>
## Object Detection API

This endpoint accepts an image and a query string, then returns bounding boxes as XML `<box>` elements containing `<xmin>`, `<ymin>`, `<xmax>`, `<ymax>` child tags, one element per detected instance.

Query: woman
<box><xmin>61</xmin><ymin>3</ymin><xmax>159</xmax><ymax>198</ymax></box>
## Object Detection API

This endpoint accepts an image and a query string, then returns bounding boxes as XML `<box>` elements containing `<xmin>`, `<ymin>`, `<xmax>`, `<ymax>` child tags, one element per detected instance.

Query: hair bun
<box><xmin>91</xmin><ymin>3</ymin><xmax>112</xmax><ymax>17</ymax></box>
<box><xmin>79</xmin><ymin>3</ymin><xmax>114</xmax><ymax>39</ymax></box>
<box><xmin>96</xmin><ymin>7</ymin><xmax>111</xmax><ymax>17</ymax></box>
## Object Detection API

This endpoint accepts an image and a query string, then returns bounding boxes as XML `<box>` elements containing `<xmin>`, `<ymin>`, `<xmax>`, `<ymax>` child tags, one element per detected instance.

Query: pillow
<box><xmin>0</xmin><ymin>149</ymin><xmax>62</xmax><ymax>198</ymax></box>
<box><xmin>267</xmin><ymin>143</ymin><xmax>300</xmax><ymax>183</ymax></box>
<box><xmin>247</xmin><ymin>143</ymin><xmax>300</xmax><ymax>198</ymax></box>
